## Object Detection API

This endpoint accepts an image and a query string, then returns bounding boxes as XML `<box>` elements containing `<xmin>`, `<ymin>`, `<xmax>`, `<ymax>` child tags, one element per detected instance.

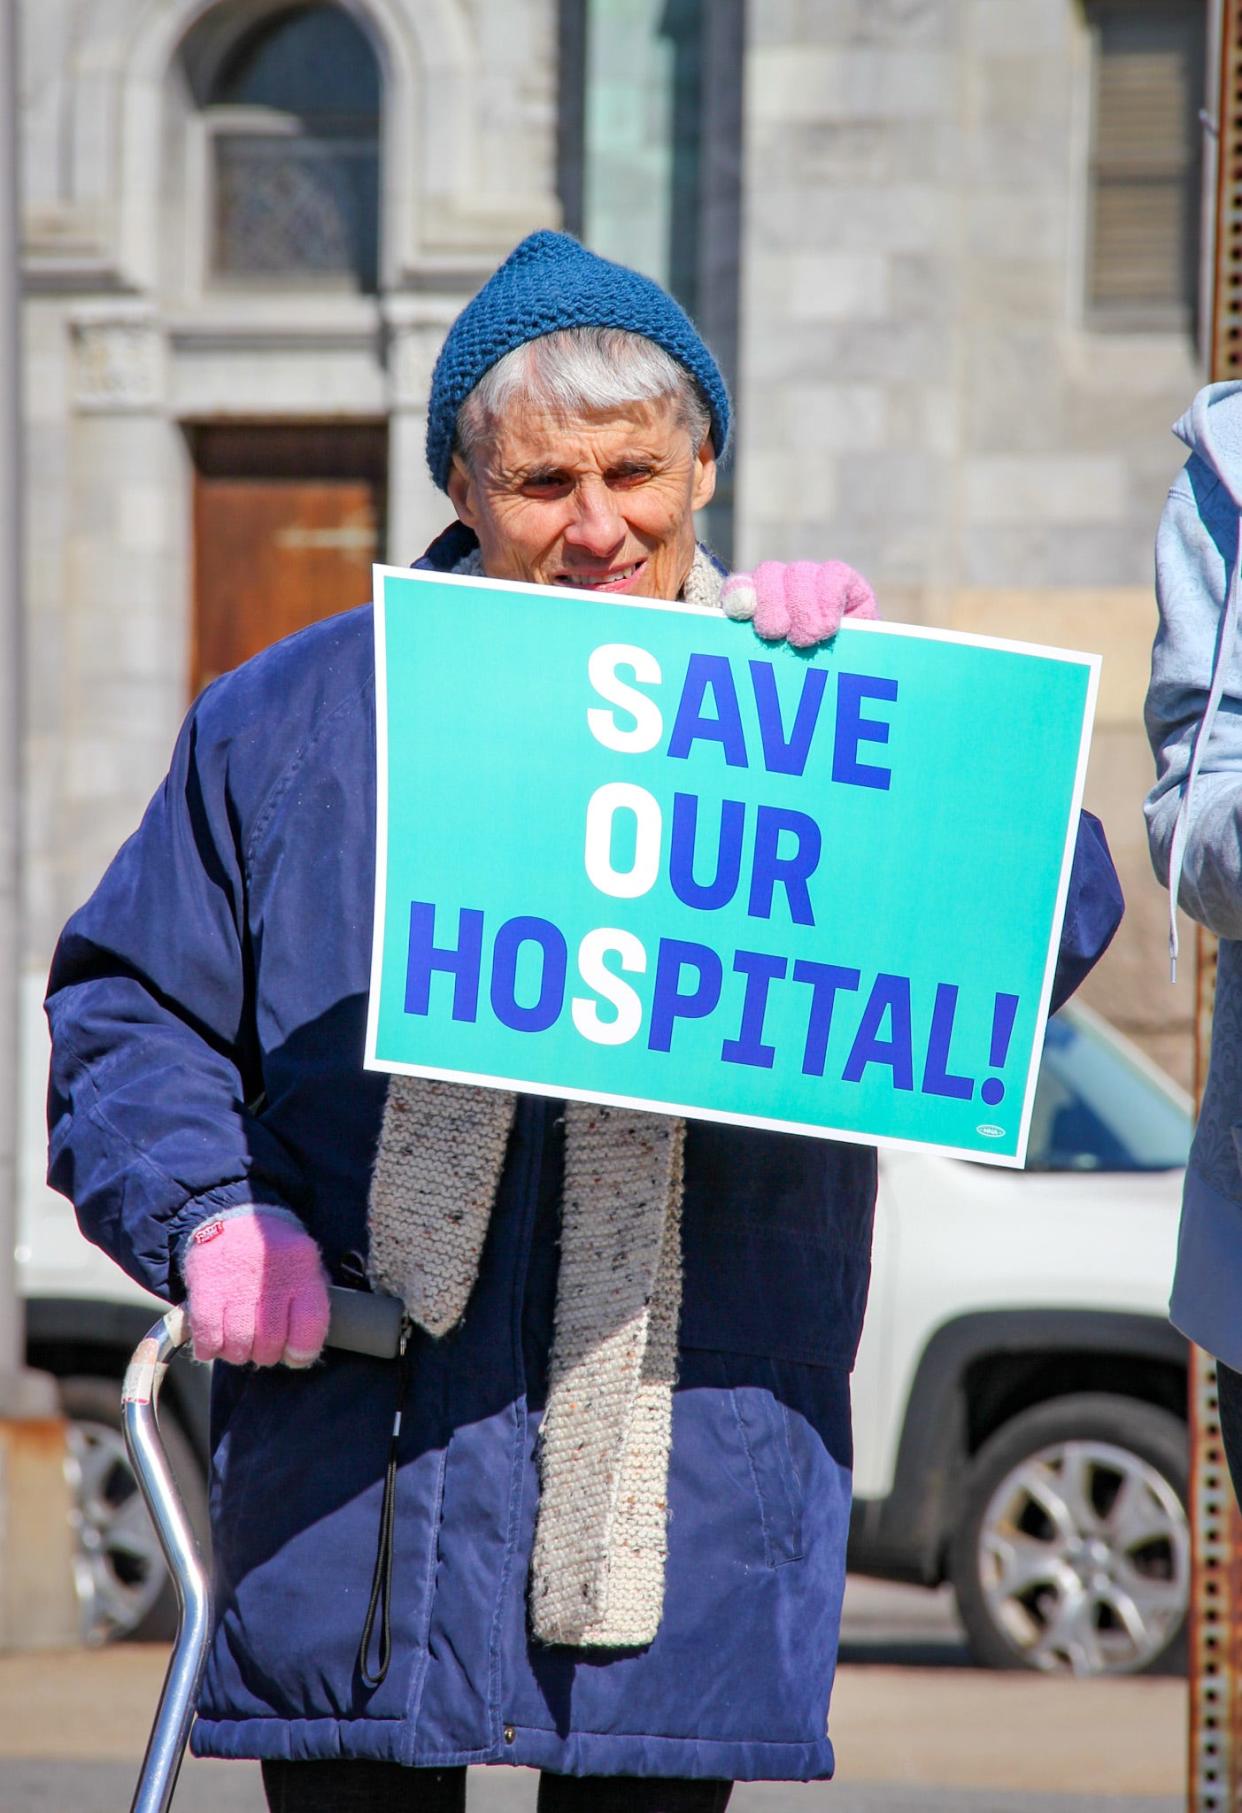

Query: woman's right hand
<box><xmin>182</xmin><ymin>1207</ymin><xmax>330</xmax><ymax>1367</ymax></box>
<box><xmin>722</xmin><ymin>559</ymin><xmax>878</xmax><ymax>649</ymax></box>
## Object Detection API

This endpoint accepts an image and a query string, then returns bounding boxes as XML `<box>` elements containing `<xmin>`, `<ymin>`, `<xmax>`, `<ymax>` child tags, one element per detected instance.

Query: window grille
<box><xmin>1086</xmin><ymin>0</ymin><xmax>1207</xmax><ymax>328</ymax></box>
<box><xmin>205</xmin><ymin>4</ymin><xmax>381</xmax><ymax>291</ymax></box>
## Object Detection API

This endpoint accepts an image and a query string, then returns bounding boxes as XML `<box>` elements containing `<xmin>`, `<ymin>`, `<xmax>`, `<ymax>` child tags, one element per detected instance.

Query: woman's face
<box><xmin>447</xmin><ymin>396</ymin><xmax>717</xmax><ymax>601</ymax></box>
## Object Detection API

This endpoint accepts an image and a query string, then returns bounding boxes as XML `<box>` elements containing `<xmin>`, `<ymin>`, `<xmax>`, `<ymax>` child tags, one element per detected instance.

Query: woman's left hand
<box><xmin>722</xmin><ymin>559</ymin><xmax>878</xmax><ymax>649</ymax></box>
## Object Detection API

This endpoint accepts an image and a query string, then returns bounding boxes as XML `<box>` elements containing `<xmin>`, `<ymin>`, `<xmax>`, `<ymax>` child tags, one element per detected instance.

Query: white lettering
<box><xmin>572</xmin><ymin>928</ymin><xmax>647</xmax><ymax>1045</ymax></box>
<box><xmin>586</xmin><ymin>644</ymin><xmax>663</xmax><ymax>753</ymax></box>
<box><xmin>584</xmin><ymin>782</ymin><xmax>662</xmax><ymax>898</ymax></box>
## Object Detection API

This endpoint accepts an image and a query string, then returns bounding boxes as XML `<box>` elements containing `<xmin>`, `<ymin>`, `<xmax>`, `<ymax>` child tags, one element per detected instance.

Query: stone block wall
<box><xmin>18</xmin><ymin>0</ymin><xmax>560</xmax><ymax>962</ymax></box>
<box><xmin>737</xmin><ymin>0</ymin><xmax>1205</xmax><ymax>1081</ymax></box>
<box><xmin>14</xmin><ymin>0</ymin><xmax>561</xmax><ymax>1233</ymax></box>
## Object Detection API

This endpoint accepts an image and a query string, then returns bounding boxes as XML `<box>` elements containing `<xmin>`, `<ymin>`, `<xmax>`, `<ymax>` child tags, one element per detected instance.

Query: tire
<box><xmin>60</xmin><ymin>1373</ymin><xmax>211</xmax><ymax>1645</ymax></box>
<box><xmin>948</xmin><ymin>1393</ymin><xmax>1189</xmax><ymax>1677</ymax></box>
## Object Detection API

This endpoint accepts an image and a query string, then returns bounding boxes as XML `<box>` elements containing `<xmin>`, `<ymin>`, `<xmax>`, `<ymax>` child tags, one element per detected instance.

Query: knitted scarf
<box><xmin>367</xmin><ymin>547</ymin><xmax>724</xmax><ymax>1648</ymax></box>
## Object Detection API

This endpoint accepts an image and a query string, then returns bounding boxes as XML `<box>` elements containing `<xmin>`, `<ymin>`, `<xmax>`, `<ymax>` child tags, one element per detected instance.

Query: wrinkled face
<box><xmin>447</xmin><ymin>396</ymin><xmax>717</xmax><ymax>600</ymax></box>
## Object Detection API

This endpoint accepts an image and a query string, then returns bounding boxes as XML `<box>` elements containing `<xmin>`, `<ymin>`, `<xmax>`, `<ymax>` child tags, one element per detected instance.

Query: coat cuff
<box><xmin>168</xmin><ymin>1187</ymin><xmax>305</xmax><ymax>1286</ymax></box>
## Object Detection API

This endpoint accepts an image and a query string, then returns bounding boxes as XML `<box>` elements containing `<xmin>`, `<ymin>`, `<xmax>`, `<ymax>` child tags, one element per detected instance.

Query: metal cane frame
<box><xmin>123</xmin><ymin>1287</ymin><xmax>404</xmax><ymax>1812</ymax></box>
<box><xmin>122</xmin><ymin>1307</ymin><xmax>209</xmax><ymax>1813</ymax></box>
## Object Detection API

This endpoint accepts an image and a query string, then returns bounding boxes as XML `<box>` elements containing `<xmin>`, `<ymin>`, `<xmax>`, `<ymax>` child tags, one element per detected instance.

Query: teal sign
<box><xmin>366</xmin><ymin>567</ymin><xmax>1098</xmax><ymax>1167</ymax></box>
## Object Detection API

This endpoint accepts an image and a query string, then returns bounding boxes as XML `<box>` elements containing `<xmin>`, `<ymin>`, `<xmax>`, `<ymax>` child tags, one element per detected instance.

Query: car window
<box><xmin>1024</xmin><ymin>1013</ymin><xmax>1192</xmax><ymax>1173</ymax></box>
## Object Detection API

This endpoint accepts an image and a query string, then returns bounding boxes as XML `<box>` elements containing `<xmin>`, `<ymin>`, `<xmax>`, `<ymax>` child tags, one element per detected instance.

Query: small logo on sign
<box><xmin>976</xmin><ymin>1124</ymin><xmax>1005</xmax><ymax>1140</ymax></box>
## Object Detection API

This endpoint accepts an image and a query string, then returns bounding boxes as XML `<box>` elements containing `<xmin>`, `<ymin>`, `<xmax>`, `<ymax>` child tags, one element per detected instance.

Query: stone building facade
<box><xmin>12</xmin><ymin>0</ymin><xmax>1213</xmax><ymax>1222</ymax></box>
<box><xmin>16</xmin><ymin>0</ymin><xmax>564</xmax><ymax>1215</ymax></box>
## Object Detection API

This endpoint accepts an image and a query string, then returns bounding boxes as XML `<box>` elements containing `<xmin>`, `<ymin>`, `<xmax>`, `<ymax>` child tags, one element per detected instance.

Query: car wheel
<box><xmin>60</xmin><ymin>1374</ymin><xmax>210</xmax><ymax>1645</ymax></box>
<box><xmin>949</xmin><ymin>1393</ymin><xmax>1189</xmax><ymax>1676</ymax></box>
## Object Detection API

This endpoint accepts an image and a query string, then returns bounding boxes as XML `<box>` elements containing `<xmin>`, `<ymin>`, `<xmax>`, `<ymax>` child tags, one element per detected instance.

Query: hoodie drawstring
<box><xmin>1167</xmin><ymin>522</ymin><xmax>1242</xmax><ymax>981</ymax></box>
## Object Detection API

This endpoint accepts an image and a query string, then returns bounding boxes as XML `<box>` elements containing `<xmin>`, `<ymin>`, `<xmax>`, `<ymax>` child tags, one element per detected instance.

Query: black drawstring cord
<box><xmin>357</xmin><ymin>1321</ymin><xmax>412</xmax><ymax>1690</ymax></box>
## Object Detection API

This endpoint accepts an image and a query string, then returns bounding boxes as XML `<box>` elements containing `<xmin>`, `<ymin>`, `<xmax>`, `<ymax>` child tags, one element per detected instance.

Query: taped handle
<box><xmin>122</xmin><ymin>1306</ymin><xmax>190</xmax><ymax>1406</ymax></box>
<box><xmin>326</xmin><ymin>1286</ymin><xmax>404</xmax><ymax>1359</ymax></box>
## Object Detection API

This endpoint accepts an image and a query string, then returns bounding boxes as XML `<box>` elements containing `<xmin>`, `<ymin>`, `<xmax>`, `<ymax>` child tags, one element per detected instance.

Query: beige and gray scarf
<box><xmin>367</xmin><ymin>548</ymin><xmax>724</xmax><ymax>1648</ymax></box>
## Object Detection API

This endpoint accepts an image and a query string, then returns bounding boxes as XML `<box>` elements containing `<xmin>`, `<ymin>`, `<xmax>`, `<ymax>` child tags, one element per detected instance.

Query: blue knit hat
<box><xmin>425</xmin><ymin>231</ymin><xmax>731</xmax><ymax>491</ymax></box>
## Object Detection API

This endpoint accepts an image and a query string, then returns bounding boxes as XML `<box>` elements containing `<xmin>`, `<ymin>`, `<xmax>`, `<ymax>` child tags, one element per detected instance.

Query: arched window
<box><xmin>204</xmin><ymin>4</ymin><xmax>381</xmax><ymax>291</ymax></box>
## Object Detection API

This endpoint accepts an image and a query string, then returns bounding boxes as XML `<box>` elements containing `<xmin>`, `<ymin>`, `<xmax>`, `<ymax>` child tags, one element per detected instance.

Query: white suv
<box><xmin>850</xmin><ymin>1001</ymin><xmax>1191</xmax><ymax>1676</ymax></box>
<box><xmin>21</xmin><ymin>1000</ymin><xmax>1191</xmax><ymax>1671</ymax></box>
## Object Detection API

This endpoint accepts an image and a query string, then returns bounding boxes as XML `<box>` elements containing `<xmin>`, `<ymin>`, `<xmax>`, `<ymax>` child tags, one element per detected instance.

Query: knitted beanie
<box><xmin>425</xmin><ymin>230</ymin><xmax>731</xmax><ymax>491</ymax></box>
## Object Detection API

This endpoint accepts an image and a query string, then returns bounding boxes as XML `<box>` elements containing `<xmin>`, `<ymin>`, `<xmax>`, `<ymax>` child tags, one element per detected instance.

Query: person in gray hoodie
<box><xmin>1146</xmin><ymin>379</ymin><xmax>1242</xmax><ymax>1492</ymax></box>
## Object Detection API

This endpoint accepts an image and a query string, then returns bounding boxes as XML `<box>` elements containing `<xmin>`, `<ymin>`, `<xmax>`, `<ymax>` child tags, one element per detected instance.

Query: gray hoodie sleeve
<box><xmin>1145</xmin><ymin>461</ymin><xmax>1242</xmax><ymax>940</ymax></box>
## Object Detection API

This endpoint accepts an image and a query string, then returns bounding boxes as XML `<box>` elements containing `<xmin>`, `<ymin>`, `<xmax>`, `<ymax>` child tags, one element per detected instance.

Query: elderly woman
<box><xmin>46</xmin><ymin>233</ymin><xmax>1121</xmax><ymax>1813</ymax></box>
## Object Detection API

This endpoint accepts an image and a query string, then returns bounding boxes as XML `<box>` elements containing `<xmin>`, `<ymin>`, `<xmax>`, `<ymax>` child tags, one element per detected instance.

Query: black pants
<box><xmin>260</xmin><ymin>1759</ymin><xmax>734</xmax><ymax>1812</ymax></box>
<box><xmin>1218</xmin><ymin>1360</ymin><xmax>1242</xmax><ymax>1507</ymax></box>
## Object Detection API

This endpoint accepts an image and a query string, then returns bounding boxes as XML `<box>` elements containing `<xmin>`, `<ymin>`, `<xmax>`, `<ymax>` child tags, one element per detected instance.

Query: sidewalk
<box><xmin>0</xmin><ymin>1646</ymin><xmax>1185</xmax><ymax>1811</ymax></box>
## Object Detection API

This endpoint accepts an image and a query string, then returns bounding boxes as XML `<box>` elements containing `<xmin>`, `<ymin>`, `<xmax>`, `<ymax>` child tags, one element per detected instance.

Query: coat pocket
<box><xmin>709</xmin><ymin>1353</ymin><xmax>805</xmax><ymax>1567</ymax></box>
<box><xmin>202</xmin><ymin>1353</ymin><xmax>439</xmax><ymax>1725</ymax></box>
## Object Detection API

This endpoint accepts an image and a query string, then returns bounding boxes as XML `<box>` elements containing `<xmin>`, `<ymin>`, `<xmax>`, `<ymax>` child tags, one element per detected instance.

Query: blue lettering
<box><xmin>749</xmin><ymin>660</ymin><xmax>827</xmax><ymax>777</ymax></box>
<box><xmin>489</xmin><ymin>915</ymin><xmax>567</xmax><ymax>1033</ymax></box>
<box><xmin>669</xmin><ymin>791</ymin><xmax>745</xmax><ymax>910</ymax></box>
<box><xmin>832</xmin><ymin>673</ymin><xmax>897</xmax><ymax>791</ymax></box>
<box><xmin>748</xmin><ymin>805</ymin><xmax>820</xmax><ymax>926</ymax></box>
<box><xmin>921</xmin><ymin>982</ymin><xmax>974</xmax><ymax>1100</ymax></box>
<box><xmin>667</xmin><ymin>654</ymin><xmax>748</xmax><ymax>767</ymax></box>
<box><xmin>405</xmin><ymin>902</ymin><xmax>483</xmax><ymax>1022</ymax></box>
<box><xmin>843</xmin><ymin>973</ymin><xmax>914</xmax><ymax>1090</ymax></box>
<box><xmin>721</xmin><ymin>950</ymin><xmax>788</xmax><ymax>1069</ymax></box>
<box><xmin>792</xmin><ymin>959</ymin><xmax>861</xmax><ymax>1078</ymax></box>
<box><xmin>648</xmin><ymin>938</ymin><xmax>724</xmax><ymax>1052</ymax></box>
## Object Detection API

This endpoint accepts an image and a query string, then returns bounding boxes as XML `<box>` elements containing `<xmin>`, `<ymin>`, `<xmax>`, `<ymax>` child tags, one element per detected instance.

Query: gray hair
<box><xmin>453</xmin><ymin>327</ymin><xmax>712</xmax><ymax>467</ymax></box>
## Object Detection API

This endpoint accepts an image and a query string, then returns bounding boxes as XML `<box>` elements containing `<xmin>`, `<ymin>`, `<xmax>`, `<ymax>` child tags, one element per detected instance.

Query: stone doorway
<box><xmin>188</xmin><ymin>422</ymin><xmax>388</xmax><ymax>697</ymax></box>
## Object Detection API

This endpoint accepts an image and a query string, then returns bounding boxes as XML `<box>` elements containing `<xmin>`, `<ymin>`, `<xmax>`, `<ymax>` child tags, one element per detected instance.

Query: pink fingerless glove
<box><xmin>721</xmin><ymin>559</ymin><xmax>878</xmax><ymax>650</ymax></box>
<box><xmin>182</xmin><ymin>1207</ymin><xmax>330</xmax><ymax>1368</ymax></box>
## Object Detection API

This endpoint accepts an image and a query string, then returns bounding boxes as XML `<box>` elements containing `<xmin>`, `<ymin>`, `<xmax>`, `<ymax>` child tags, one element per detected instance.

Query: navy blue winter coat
<box><xmin>46</xmin><ymin>530</ymin><xmax>1122</xmax><ymax>1781</ymax></box>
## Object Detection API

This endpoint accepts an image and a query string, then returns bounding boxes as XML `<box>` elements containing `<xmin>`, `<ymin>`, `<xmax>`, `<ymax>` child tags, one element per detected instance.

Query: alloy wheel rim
<box><xmin>976</xmin><ymin>1436</ymin><xmax>1189</xmax><ymax>1675</ymax></box>
<box><xmin>64</xmin><ymin>1416</ymin><xmax>167</xmax><ymax>1644</ymax></box>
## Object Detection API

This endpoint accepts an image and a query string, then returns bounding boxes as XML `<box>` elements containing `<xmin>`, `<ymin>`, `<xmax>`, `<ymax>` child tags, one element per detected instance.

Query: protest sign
<box><xmin>365</xmin><ymin>566</ymin><xmax>1097</xmax><ymax>1167</ymax></box>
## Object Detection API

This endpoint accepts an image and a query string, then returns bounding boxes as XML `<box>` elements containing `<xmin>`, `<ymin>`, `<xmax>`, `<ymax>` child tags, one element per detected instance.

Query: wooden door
<box><xmin>190</xmin><ymin>423</ymin><xmax>387</xmax><ymax>696</ymax></box>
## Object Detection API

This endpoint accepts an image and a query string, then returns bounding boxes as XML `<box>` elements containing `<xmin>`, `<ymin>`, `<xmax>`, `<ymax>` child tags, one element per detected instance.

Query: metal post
<box><xmin>1190</xmin><ymin>6</ymin><xmax>1242</xmax><ymax>1806</ymax></box>
<box><xmin>0</xmin><ymin>0</ymin><xmax>74</xmax><ymax>1656</ymax></box>
<box><xmin>1188</xmin><ymin>933</ymin><xmax>1240</xmax><ymax>1813</ymax></box>
<box><xmin>0</xmin><ymin>0</ymin><xmax>26</xmax><ymax>1397</ymax></box>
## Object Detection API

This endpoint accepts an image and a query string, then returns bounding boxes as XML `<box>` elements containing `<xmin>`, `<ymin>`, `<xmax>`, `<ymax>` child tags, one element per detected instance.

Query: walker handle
<box><xmin>326</xmin><ymin>1283</ymin><xmax>404</xmax><ymax>1357</ymax></box>
<box><xmin>125</xmin><ymin>1288</ymin><xmax>405</xmax><ymax>1813</ymax></box>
